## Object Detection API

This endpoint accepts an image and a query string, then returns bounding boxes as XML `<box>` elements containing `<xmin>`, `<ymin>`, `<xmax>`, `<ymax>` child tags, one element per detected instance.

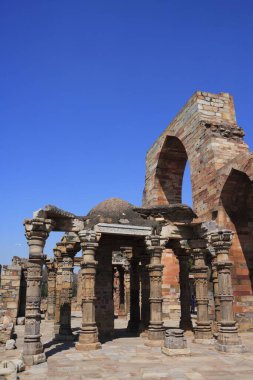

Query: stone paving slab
<box><xmin>1</xmin><ymin>315</ymin><xmax>253</xmax><ymax>379</ymax></box>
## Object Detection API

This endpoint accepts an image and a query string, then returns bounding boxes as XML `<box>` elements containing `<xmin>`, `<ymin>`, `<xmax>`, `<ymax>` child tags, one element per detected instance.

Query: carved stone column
<box><xmin>175</xmin><ymin>246</ymin><xmax>193</xmax><ymax>331</ymax></box>
<box><xmin>23</xmin><ymin>218</ymin><xmax>54</xmax><ymax>366</ymax></box>
<box><xmin>189</xmin><ymin>240</ymin><xmax>212</xmax><ymax>342</ymax></box>
<box><xmin>211</xmin><ymin>258</ymin><xmax>221</xmax><ymax>336</ymax></box>
<box><xmin>118</xmin><ymin>268</ymin><xmax>126</xmax><ymax>316</ymax></box>
<box><xmin>124</xmin><ymin>265</ymin><xmax>131</xmax><ymax>319</ymax></box>
<box><xmin>56</xmin><ymin>250</ymin><xmax>75</xmax><ymax>341</ymax></box>
<box><xmin>46</xmin><ymin>260</ymin><xmax>56</xmax><ymax>321</ymax></box>
<box><xmin>121</xmin><ymin>247</ymin><xmax>132</xmax><ymax>319</ymax></box>
<box><xmin>76</xmin><ymin>231</ymin><xmax>101</xmax><ymax>351</ymax></box>
<box><xmin>208</xmin><ymin>230</ymin><xmax>244</xmax><ymax>352</ymax></box>
<box><xmin>53</xmin><ymin>248</ymin><xmax>63</xmax><ymax>336</ymax></box>
<box><xmin>113</xmin><ymin>267</ymin><xmax>120</xmax><ymax>317</ymax></box>
<box><xmin>146</xmin><ymin>235</ymin><xmax>165</xmax><ymax>343</ymax></box>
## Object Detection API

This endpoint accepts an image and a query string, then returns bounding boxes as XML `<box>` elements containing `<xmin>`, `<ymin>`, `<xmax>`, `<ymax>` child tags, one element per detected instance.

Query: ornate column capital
<box><xmin>46</xmin><ymin>259</ymin><xmax>57</xmax><ymax>273</ymax></box>
<box><xmin>24</xmin><ymin>218</ymin><xmax>55</xmax><ymax>240</ymax></box>
<box><xmin>146</xmin><ymin>235</ymin><xmax>164</xmax><ymax>265</ymax></box>
<box><xmin>206</xmin><ymin>230</ymin><xmax>233</xmax><ymax>253</ymax></box>
<box><xmin>188</xmin><ymin>239</ymin><xmax>208</xmax><ymax>276</ymax></box>
<box><xmin>206</xmin><ymin>230</ymin><xmax>233</xmax><ymax>271</ymax></box>
<box><xmin>54</xmin><ymin>241</ymin><xmax>79</xmax><ymax>261</ymax></box>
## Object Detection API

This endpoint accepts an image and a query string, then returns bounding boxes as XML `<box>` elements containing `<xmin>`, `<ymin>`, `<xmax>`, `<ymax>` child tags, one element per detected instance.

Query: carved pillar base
<box><xmin>56</xmin><ymin>327</ymin><xmax>75</xmax><ymax>341</ymax></box>
<box><xmin>75</xmin><ymin>323</ymin><xmax>101</xmax><ymax>351</ymax></box>
<box><xmin>208</xmin><ymin>230</ymin><xmax>245</xmax><ymax>353</ymax></box>
<box><xmin>147</xmin><ymin>325</ymin><xmax>165</xmax><ymax>342</ymax></box>
<box><xmin>76</xmin><ymin>342</ymin><xmax>102</xmax><ymax>351</ymax></box>
<box><xmin>23</xmin><ymin>347</ymin><xmax>46</xmax><ymax>366</ymax></box>
<box><xmin>215</xmin><ymin>325</ymin><xmax>245</xmax><ymax>352</ymax></box>
<box><xmin>194</xmin><ymin>323</ymin><xmax>214</xmax><ymax>344</ymax></box>
<box><xmin>55</xmin><ymin>330</ymin><xmax>75</xmax><ymax>342</ymax></box>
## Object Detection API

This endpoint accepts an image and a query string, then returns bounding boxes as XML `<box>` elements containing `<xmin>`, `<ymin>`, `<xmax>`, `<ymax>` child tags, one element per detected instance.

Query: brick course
<box><xmin>143</xmin><ymin>91</ymin><xmax>253</xmax><ymax>329</ymax></box>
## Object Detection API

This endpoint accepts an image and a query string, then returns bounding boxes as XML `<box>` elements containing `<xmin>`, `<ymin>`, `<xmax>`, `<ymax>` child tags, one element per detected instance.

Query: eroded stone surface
<box><xmin>0</xmin><ymin>316</ymin><xmax>253</xmax><ymax>380</ymax></box>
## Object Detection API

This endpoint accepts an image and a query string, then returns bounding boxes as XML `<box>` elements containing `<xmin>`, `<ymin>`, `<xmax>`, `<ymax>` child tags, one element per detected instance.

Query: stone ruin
<box><xmin>0</xmin><ymin>91</ymin><xmax>252</xmax><ymax>368</ymax></box>
<box><xmin>0</xmin><ymin>257</ymin><xmax>28</xmax><ymax>347</ymax></box>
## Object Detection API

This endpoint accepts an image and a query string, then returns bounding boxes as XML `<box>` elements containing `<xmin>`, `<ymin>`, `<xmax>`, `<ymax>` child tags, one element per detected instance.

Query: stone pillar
<box><xmin>176</xmin><ymin>249</ymin><xmax>193</xmax><ymax>331</ymax></box>
<box><xmin>118</xmin><ymin>267</ymin><xmax>126</xmax><ymax>316</ymax></box>
<box><xmin>124</xmin><ymin>265</ymin><xmax>131</xmax><ymax>319</ymax></box>
<box><xmin>208</xmin><ymin>230</ymin><xmax>244</xmax><ymax>352</ymax></box>
<box><xmin>46</xmin><ymin>260</ymin><xmax>56</xmax><ymax>321</ymax></box>
<box><xmin>121</xmin><ymin>247</ymin><xmax>132</xmax><ymax>319</ymax></box>
<box><xmin>189</xmin><ymin>240</ymin><xmax>213</xmax><ymax>342</ymax></box>
<box><xmin>113</xmin><ymin>267</ymin><xmax>120</xmax><ymax>317</ymax></box>
<box><xmin>53</xmin><ymin>250</ymin><xmax>62</xmax><ymax>336</ymax></box>
<box><xmin>146</xmin><ymin>235</ymin><xmax>165</xmax><ymax>343</ymax></box>
<box><xmin>23</xmin><ymin>218</ymin><xmax>54</xmax><ymax>366</ymax></box>
<box><xmin>127</xmin><ymin>258</ymin><xmax>140</xmax><ymax>332</ymax></box>
<box><xmin>211</xmin><ymin>258</ymin><xmax>221</xmax><ymax>336</ymax></box>
<box><xmin>76</xmin><ymin>231</ymin><xmax>101</xmax><ymax>351</ymax></box>
<box><xmin>57</xmin><ymin>252</ymin><xmax>74</xmax><ymax>341</ymax></box>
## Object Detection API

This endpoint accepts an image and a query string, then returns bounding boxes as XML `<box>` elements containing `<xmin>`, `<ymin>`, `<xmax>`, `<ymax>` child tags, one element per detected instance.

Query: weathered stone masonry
<box><xmin>0</xmin><ymin>90</ymin><xmax>250</xmax><ymax>366</ymax></box>
<box><xmin>143</xmin><ymin>91</ymin><xmax>253</xmax><ymax>330</ymax></box>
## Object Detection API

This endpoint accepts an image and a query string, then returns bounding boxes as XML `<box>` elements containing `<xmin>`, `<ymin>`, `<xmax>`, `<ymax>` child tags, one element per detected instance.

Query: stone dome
<box><xmin>86</xmin><ymin>197</ymin><xmax>150</xmax><ymax>227</ymax></box>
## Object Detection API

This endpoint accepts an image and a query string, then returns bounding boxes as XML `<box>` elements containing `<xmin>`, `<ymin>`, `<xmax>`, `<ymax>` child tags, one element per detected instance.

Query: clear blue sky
<box><xmin>0</xmin><ymin>0</ymin><xmax>253</xmax><ymax>263</ymax></box>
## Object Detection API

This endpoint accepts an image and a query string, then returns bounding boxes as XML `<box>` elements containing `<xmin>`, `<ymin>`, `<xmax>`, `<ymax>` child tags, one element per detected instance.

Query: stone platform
<box><xmin>1</xmin><ymin>313</ymin><xmax>253</xmax><ymax>380</ymax></box>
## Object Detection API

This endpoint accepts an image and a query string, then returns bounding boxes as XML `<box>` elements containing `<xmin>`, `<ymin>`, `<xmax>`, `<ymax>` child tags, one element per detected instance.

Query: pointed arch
<box><xmin>155</xmin><ymin>136</ymin><xmax>189</xmax><ymax>204</ymax></box>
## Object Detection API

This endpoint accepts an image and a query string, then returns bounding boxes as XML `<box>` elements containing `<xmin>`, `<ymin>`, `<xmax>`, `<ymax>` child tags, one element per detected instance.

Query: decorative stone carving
<box><xmin>207</xmin><ymin>230</ymin><xmax>245</xmax><ymax>352</ymax></box>
<box><xmin>75</xmin><ymin>230</ymin><xmax>101</xmax><ymax>351</ymax></box>
<box><xmin>22</xmin><ymin>218</ymin><xmax>54</xmax><ymax>366</ymax></box>
<box><xmin>200</xmin><ymin>121</ymin><xmax>245</xmax><ymax>140</ymax></box>
<box><xmin>56</xmin><ymin>254</ymin><xmax>74</xmax><ymax>341</ymax></box>
<box><xmin>211</xmin><ymin>258</ymin><xmax>221</xmax><ymax>336</ymax></box>
<box><xmin>146</xmin><ymin>235</ymin><xmax>165</xmax><ymax>344</ymax></box>
<box><xmin>53</xmin><ymin>240</ymin><xmax>77</xmax><ymax>341</ymax></box>
<box><xmin>172</xmin><ymin>241</ymin><xmax>193</xmax><ymax>332</ymax></box>
<box><xmin>162</xmin><ymin>329</ymin><xmax>190</xmax><ymax>356</ymax></box>
<box><xmin>46</xmin><ymin>260</ymin><xmax>56</xmax><ymax>321</ymax></box>
<box><xmin>189</xmin><ymin>239</ymin><xmax>213</xmax><ymax>343</ymax></box>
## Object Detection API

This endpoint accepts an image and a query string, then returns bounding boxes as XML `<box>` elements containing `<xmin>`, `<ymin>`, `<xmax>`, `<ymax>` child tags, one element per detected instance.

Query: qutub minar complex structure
<box><xmin>1</xmin><ymin>91</ymin><xmax>253</xmax><ymax>367</ymax></box>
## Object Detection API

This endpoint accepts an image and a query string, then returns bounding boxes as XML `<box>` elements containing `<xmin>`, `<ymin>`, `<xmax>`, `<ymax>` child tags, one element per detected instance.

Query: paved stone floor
<box><xmin>1</xmin><ymin>313</ymin><xmax>253</xmax><ymax>380</ymax></box>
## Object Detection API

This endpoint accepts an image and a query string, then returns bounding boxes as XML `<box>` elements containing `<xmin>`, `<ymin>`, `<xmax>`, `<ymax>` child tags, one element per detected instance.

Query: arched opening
<box><xmin>156</xmin><ymin>136</ymin><xmax>189</xmax><ymax>204</ymax></box>
<box><xmin>182</xmin><ymin>161</ymin><xmax>193</xmax><ymax>207</ymax></box>
<box><xmin>220</xmin><ymin>169</ymin><xmax>253</xmax><ymax>292</ymax></box>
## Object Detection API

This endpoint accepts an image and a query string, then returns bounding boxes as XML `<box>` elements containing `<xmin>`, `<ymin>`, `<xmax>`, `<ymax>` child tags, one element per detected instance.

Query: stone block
<box><xmin>9</xmin><ymin>359</ymin><xmax>25</xmax><ymax>373</ymax></box>
<box><xmin>16</xmin><ymin>317</ymin><xmax>25</xmax><ymax>325</ymax></box>
<box><xmin>5</xmin><ymin>339</ymin><xmax>16</xmax><ymax>350</ymax></box>
<box><xmin>0</xmin><ymin>361</ymin><xmax>17</xmax><ymax>380</ymax></box>
<box><xmin>164</xmin><ymin>329</ymin><xmax>187</xmax><ymax>349</ymax></box>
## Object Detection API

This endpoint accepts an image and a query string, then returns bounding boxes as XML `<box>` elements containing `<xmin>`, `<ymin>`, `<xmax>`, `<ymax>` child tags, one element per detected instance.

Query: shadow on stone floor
<box><xmin>99</xmin><ymin>328</ymin><xmax>140</xmax><ymax>344</ymax></box>
<box><xmin>44</xmin><ymin>340</ymin><xmax>76</xmax><ymax>358</ymax></box>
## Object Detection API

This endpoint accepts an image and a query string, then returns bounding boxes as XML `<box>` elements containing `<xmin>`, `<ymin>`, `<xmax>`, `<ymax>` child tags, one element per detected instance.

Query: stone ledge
<box><xmin>161</xmin><ymin>346</ymin><xmax>191</xmax><ymax>356</ymax></box>
<box><xmin>215</xmin><ymin>342</ymin><xmax>246</xmax><ymax>353</ymax></box>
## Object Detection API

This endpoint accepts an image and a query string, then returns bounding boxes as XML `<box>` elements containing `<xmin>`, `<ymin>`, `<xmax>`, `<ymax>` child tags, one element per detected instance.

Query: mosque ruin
<box><xmin>1</xmin><ymin>91</ymin><xmax>252</xmax><ymax>368</ymax></box>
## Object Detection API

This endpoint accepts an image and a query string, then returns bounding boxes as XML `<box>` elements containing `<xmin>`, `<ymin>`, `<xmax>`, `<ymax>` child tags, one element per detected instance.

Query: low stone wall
<box><xmin>0</xmin><ymin>265</ymin><xmax>22</xmax><ymax>324</ymax></box>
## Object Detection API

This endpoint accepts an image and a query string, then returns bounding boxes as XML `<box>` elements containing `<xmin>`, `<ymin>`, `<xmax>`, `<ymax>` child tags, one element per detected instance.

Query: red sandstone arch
<box><xmin>155</xmin><ymin>136</ymin><xmax>189</xmax><ymax>204</ymax></box>
<box><xmin>220</xmin><ymin>169</ymin><xmax>253</xmax><ymax>292</ymax></box>
<box><xmin>143</xmin><ymin>91</ymin><xmax>253</xmax><ymax>330</ymax></box>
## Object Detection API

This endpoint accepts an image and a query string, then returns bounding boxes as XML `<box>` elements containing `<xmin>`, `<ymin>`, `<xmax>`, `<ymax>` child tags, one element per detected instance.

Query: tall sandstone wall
<box><xmin>143</xmin><ymin>91</ymin><xmax>253</xmax><ymax>329</ymax></box>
